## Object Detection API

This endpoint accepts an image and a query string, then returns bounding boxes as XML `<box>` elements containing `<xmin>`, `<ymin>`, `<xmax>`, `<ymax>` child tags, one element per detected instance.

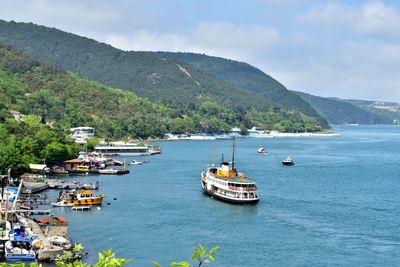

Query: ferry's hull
<box><xmin>202</xmin><ymin>183</ymin><xmax>259</xmax><ymax>205</ymax></box>
<box><xmin>99</xmin><ymin>152</ymin><xmax>151</xmax><ymax>156</ymax></box>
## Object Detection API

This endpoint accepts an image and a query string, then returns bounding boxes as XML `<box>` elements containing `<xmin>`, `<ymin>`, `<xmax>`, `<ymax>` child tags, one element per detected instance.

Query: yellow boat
<box><xmin>57</xmin><ymin>189</ymin><xmax>104</xmax><ymax>206</ymax></box>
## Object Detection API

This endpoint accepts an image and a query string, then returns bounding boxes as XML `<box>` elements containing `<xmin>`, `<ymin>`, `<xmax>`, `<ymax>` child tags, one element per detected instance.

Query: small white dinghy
<box><xmin>52</xmin><ymin>202</ymin><xmax>74</xmax><ymax>207</ymax></box>
<box><xmin>49</xmin><ymin>236</ymin><xmax>70</xmax><ymax>246</ymax></box>
<box><xmin>129</xmin><ymin>160</ymin><xmax>143</xmax><ymax>165</ymax></box>
<box><xmin>71</xmin><ymin>205</ymin><xmax>92</xmax><ymax>211</ymax></box>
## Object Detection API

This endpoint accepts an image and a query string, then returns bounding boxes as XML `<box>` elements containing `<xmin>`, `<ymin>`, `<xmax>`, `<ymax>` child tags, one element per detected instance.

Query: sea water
<box><xmin>45</xmin><ymin>125</ymin><xmax>400</xmax><ymax>266</ymax></box>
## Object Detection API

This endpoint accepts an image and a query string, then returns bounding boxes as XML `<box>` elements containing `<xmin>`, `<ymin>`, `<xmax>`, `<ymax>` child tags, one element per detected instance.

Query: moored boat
<box><xmin>49</xmin><ymin>167</ymin><xmax>69</xmax><ymax>175</ymax></box>
<box><xmin>0</xmin><ymin>220</ymin><xmax>11</xmax><ymax>241</ymax></box>
<box><xmin>129</xmin><ymin>160</ymin><xmax>143</xmax><ymax>165</ymax></box>
<box><xmin>201</xmin><ymin>138</ymin><xmax>259</xmax><ymax>204</ymax></box>
<box><xmin>78</xmin><ymin>181</ymin><xmax>99</xmax><ymax>190</ymax></box>
<box><xmin>57</xmin><ymin>189</ymin><xmax>104</xmax><ymax>206</ymax></box>
<box><xmin>98</xmin><ymin>169</ymin><xmax>118</xmax><ymax>175</ymax></box>
<box><xmin>52</xmin><ymin>202</ymin><xmax>74</xmax><ymax>207</ymax></box>
<box><xmin>68</xmin><ymin>165</ymin><xmax>89</xmax><ymax>175</ymax></box>
<box><xmin>6</xmin><ymin>223</ymin><xmax>36</xmax><ymax>262</ymax></box>
<box><xmin>71</xmin><ymin>205</ymin><xmax>92</xmax><ymax>211</ymax></box>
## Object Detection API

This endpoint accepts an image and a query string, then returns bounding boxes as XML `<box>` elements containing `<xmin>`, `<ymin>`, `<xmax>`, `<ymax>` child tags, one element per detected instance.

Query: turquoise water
<box><xmin>46</xmin><ymin>125</ymin><xmax>400</xmax><ymax>266</ymax></box>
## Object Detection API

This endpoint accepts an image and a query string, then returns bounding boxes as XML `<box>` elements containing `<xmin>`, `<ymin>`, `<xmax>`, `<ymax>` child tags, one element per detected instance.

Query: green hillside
<box><xmin>159</xmin><ymin>52</ymin><xmax>329</xmax><ymax>129</ymax></box>
<box><xmin>295</xmin><ymin>91</ymin><xmax>395</xmax><ymax>124</ymax></box>
<box><xmin>0</xmin><ymin>42</ymin><xmax>172</xmax><ymax>138</ymax></box>
<box><xmin>0</xmin><ymin>41</ymin><xmax>325</xmax><ymax>144</ymax></box>
<box><xmin>0</xmin><ymin>20</ymin><xmax>328</xmax><ymax>131</ymax></box>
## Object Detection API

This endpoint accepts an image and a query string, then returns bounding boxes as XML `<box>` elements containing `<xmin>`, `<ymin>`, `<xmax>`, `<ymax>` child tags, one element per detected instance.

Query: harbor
<box><xmin>0</xmin><ymin>125</ymin><xmax>398</xmax><ymax>266</ymax></box>
<box><xmin>0</xmin><ymin>138</ymin><xmax>161</xmax><ymax>263</ymax></box>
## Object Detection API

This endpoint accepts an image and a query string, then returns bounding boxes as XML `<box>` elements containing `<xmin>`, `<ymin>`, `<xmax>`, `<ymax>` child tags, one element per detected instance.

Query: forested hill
<box><xmin>0</xmin><ymin>42</ymin><xmax>326</xmax><ymax>142</ymax></box>
<box><xmin>295</xmin><ymin>91</ymin><xmax>394</xmax><ymax>125</ymax></box>
<box><xmin>159</xmin><ymin>52</ymin><xmax>328</xmax><ymax>129</ymax></box>
<box><xmin>0</xmin><ymin>19</ymin><xmax>328</xmax><ymax>130</ymax></box>
<box><xmin>0</xmin><ymin>42</ymin><xmax>172</xmax><ymax>138</ymax></box>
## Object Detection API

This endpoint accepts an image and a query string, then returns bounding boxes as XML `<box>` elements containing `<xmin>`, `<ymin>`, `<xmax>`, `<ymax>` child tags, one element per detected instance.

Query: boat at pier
<box><xmin>201</xmin><ymin>138</ymin><xmax>259</xmax><ymax>204</ymax></box>
<box><xmin>56</xmin><ymin>189</ymin><xmax>104</xmax><ymax>206</ymax></box>
<box><xmin>94</xmin><ymin>143</ymin><xmax>161</xmax><ymax>156</ymax></box>
<box><xmin>6</xmin><ymin>223</ymin><xmax>36</xmax><ymax>262</ymax></box>
<box><xmin>71</xmin><ymin>205</ymin><xmax>92</xmax><ymax>211</ymax></box>
<box><xmin>129</xmin><ymin>160</ymin><xmax>143</xmax><ymax>165</ymax></box>
<box><xmin>68</xmin><ymin>165</ymin><xmax>89</xmax><ymax>175</ymax></box>
<box><xmin>0</xmin><ymin>220</ymin><xmax>11</xmax><ymax>241</ymax></box>
<box><xmin>52</xmin><ymin>202</ymin><xmax>74</xmax><ymax>207</ymax></box>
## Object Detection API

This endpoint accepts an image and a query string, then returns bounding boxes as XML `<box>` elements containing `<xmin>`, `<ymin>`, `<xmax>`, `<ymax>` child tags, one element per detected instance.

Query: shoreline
<box><xmin>146</xmin><ymin>131</ymin><xmax>341</xmax><ymax>142</ymax></box>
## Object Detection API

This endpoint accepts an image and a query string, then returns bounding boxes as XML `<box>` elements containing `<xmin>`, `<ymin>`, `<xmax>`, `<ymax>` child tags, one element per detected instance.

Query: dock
<box><xmin>19</xmin><ymin>216</ymin><xmax>64</xmax><ymax>261</ymax></box>
<box><xmin>15</xmin><ymin>209</ymin><xmax>52</xmax><ymax>215</ymax></box>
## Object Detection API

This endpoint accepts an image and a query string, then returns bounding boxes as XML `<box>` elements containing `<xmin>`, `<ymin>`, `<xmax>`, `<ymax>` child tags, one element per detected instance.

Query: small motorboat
<box><xmin>282</xmin><ymin>157</ymin><xmax>294</xmax><ymax>166</ymax></box>
<box><xmin>257</xmin><ymin>146</ymin><xmax>267</xmax><ymax>154</ymax></box>
<box><xmin>129</xmin><ymin>160</ymin><xmax>143</xmax><ymax>165</ymax></box>
<box><xmin>19</xmin><ymin>203</ymin><xmax>33</xmax><ymax>210</ymax></box>
<box><xmin>52</xmin><ymin>202</ymin><xmax>74</xmax><ymax>207</ymax></box>
<box><xmin>71</xmin><ymin>205</ymin><xmax>92</xmax><ymax>211</ymax></box>
<box><xmin>79</xmin><ymin>181</ymin><xmax>99</xmax><ymax>190</ymax></box>
<box><xmin>49</xmin><ymin>236</ymin><xmax>70</xmax><ymax>246</ymax></box>
<box><xmin>98</xmin><ymin>169</ymin><xmax>118</xmax><ymax>175</ymax></box>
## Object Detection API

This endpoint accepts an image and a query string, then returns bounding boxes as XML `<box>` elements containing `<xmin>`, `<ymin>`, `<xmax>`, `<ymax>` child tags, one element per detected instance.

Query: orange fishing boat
<box><xmin>56</xmin><ymin>189</ymin><xmax>104</xmax><ymax>206</ymax></box>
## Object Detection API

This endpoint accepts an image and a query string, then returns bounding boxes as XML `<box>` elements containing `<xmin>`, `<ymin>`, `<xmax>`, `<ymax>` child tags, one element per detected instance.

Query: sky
<box><xmin>1</xmin><ymin>0</ymin><xmax>400</xmax><ymax>100</ymax></box>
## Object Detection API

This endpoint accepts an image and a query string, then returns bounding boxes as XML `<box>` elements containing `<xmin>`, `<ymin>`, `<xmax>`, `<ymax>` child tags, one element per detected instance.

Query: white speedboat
<box><xmin>49</xmin><ymin>236</ymin><xmax>70</xmax><ymax>246</ymax></box>
<box><xmin>257</xmin><ymin>146</ymin><xmax>267</xmax><ymax>154</ymax></box>
<box><xmin>52</xmin><ymin>202</ymin><xmax>74</xmax><ymax>207</ymax></box>
<box><xmin>201</xmin><ymin>138</ymin><xmax>259</xmax><ymax>204</ymax></box>
<box><xmin>129</xmin><ymin>160</ymin><xmax>143</xmax><ymax>165</ymax></box>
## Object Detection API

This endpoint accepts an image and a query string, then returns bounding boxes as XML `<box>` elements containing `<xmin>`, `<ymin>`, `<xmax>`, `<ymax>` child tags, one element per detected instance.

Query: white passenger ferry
<box><xmin>94</xmin><ymin>143</ymin><xmax>161</xmax><ymax>156</ymax></box>
<box><xmin>201</xmin><ymin>139</ymin><xmax>259</xmax><ymax>204</ymax></box>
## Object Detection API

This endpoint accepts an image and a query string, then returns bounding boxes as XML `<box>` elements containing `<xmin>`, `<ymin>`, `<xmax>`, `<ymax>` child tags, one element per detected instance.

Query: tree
<box><xmin>153</xmin><ymin>244</ymin><xmax>219</xmax><ymax>267</ymax></box>
<box><xmin>41</xmin><ymin>142</ymin><xmax>74</xmax><ymax>163</ymax></box>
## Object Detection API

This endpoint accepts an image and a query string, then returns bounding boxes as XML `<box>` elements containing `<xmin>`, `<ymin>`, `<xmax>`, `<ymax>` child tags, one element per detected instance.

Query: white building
<box><xmin>70</xmin><ymin>127</ymin><xmax>95</xmax><ymax>140</ymax></box>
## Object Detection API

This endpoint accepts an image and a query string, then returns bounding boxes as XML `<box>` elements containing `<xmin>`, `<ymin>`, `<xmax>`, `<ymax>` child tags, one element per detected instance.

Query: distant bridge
<box><xmin>368</xmin><ymin>88</ymin><xmax>400</xmax><ymax>112</ymax></box>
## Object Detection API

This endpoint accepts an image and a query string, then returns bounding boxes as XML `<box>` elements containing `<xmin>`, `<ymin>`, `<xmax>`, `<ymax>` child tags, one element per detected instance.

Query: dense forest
<box><xmin>0</xmin><ymin>43</ymin><xmax>322</xmax><ymax>141</ymax></box>
<box><xmin>159</xmin><ymin>52</ymin><xmax>329</xmax><ymax>129</ymax></box>
<box><xmin>0</xmin><ymin>19</ymin><xmax>328</xmax><ymax>132</ymax></box>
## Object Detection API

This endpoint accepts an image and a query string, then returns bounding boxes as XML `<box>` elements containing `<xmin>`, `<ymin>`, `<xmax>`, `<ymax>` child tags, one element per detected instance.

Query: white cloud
<box><xmin>298</xmin><ymin>0</ymin><xmax>400</xmax><ymax>37</ymax></box>
<box><xmin>355</xmin><ymin>0</ymin><xmax>400</xmax><ymax>35</ymax></box>
<box><xmin>105</xmin><ymin>22</ymin><xmax>280</xmax><ymax>63</ymax></box>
